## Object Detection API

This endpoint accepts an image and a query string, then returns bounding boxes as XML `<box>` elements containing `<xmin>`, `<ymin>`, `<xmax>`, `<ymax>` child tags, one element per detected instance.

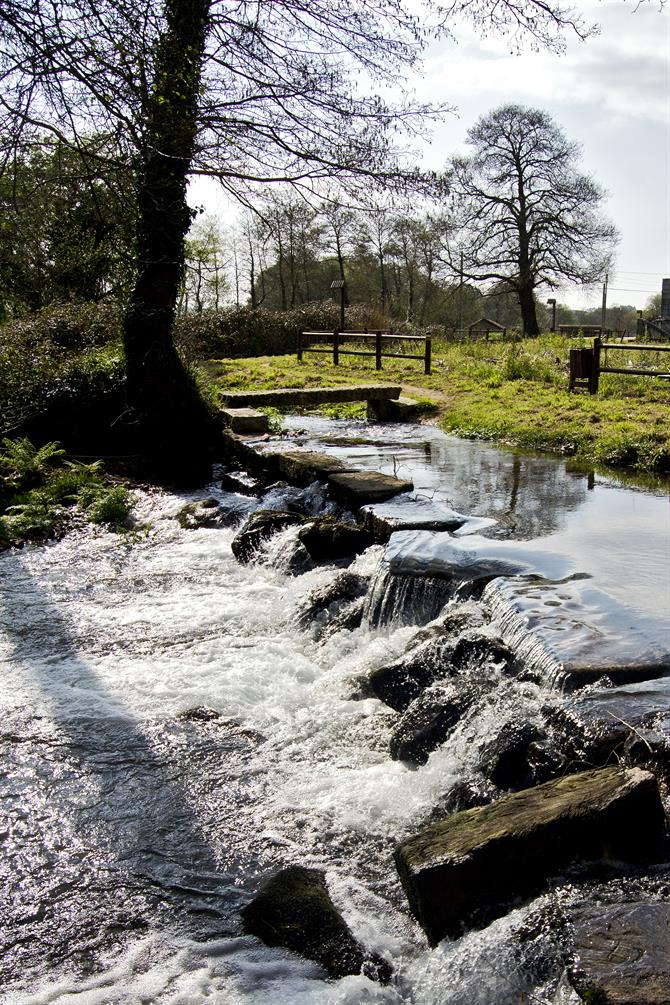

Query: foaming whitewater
<box><xmin>3</xmin><ymin>423</ymin><xmax>669</xmax><ymax>1004</ymax></box>
<box><xmin>0</xmin><ymin>481</ymin><xmax>571</xmax><ymax>1003</ymax></box>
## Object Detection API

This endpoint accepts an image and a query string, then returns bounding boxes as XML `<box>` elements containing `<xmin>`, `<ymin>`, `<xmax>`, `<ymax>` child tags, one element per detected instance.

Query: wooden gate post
<box><xmin>333</xmin><ymin>330</ymin><xmax>339</xmax><ymax>367</ymax></box>
<box><xmin>375</xmin><ymin>330</ymin><xmax>382</xmax><ymax>370</ymax></box>
<box><xmin>297</xmin><ymin>330</ymin><xmax>303</xmax><ymax>362</ymax></box>
<box><xmin>425</xmin><ymin>336</ymin><xmax>432</xmax><ymax>375</ymax></box>
<box><xmin>591</xmin><ymin>336</ymin><xmax>601</xmax><ymax>394</ymax></box>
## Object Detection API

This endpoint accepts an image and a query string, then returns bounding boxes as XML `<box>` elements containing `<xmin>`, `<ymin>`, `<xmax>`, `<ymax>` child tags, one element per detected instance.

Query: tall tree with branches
<box><xmin>0</xmin><ymin>3</ymin><xmax>598</xmax><ymax>476</ymax></box>
<box><xmin>448</xmin><ymin>105</ymin><xmax>618</xmax><ymax>336</ymax></box>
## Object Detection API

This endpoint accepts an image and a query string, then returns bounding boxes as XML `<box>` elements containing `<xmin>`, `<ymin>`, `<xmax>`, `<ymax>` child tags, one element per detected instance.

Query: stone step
<box><xmin>220</xmin><ymin>406</ymin><xmax>269</xmax><ymax>434</ymax></box>
<box><xmin>328</xmin><ymin>470</ymin><xmax>413</xmax><ymax>510</ymax></box>
<box><xmin>395</xmin><ymin>766</ymin><xmax>669</xmax><ymax>946</ymax></box>
<box><xmin>220</xmin><ymin>384</ymin><xmax>401</xmax><ymax>408</ymax></box>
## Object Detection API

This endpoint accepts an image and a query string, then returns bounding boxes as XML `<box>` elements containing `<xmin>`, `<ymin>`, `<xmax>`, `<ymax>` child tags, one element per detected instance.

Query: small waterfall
<box><xmin>364</xmin><ymin>561</ymin><xmax>457</xmax><ymax>628</ymax></box>
<box><xmin>484</xmin><ymin>579</ymin><xmax>564</xmax><ymax>685</ymax></box>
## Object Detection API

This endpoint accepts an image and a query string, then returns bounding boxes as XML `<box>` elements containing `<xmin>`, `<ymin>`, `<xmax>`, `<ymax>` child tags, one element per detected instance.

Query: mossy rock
<box><xmin>241</xmin><ymin>866</ymin><xmax>392</xmax><ymax>982</ymax></box>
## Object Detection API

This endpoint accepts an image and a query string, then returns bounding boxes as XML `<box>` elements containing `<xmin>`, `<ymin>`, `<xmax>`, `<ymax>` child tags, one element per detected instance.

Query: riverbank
<box><xmin>203</xmin><ymin>334</ymin><xmax>670</xmax><ymax>475</ymax></box>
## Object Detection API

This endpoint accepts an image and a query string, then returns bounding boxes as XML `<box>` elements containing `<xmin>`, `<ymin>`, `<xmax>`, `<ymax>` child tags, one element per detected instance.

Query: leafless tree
<box><xmin>448</xmin><ymin>105</ymin><xmax>618</xmax><ymax>336</ymax></box>
<box><xmin>0</xmin><ymin>2</ymin><xmax>598</xmax><ymax>476</ymax></box>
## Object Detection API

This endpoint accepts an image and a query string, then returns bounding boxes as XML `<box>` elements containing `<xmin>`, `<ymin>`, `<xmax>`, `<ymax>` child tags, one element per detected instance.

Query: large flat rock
<box><xmin>485</xmin><ymin>576</ymin><xmax>670</xmax><ymax>691</ymax></box>
<box><xmin>394</xmin><ymin>767</ymin><xmax>669</xmax><ymax>945</ymax></box>
<box><xmin>328</xmin><ymin>471</ymin><xmax>413</xmax><ymax>509</ymax></box>
<box><xmin>570</xmin><ymin>902</ymin><xmax>670</xmax><ymax>1004</ymax></box>
<box><xmin>220</xmin><ymin>385</ymin><xmax>401</xmax><ymax>407</ymax></box>
<box><xmin>277</xmin><ymin>450</ymin><xmax>350</xmax><ymax>486</ymax></box>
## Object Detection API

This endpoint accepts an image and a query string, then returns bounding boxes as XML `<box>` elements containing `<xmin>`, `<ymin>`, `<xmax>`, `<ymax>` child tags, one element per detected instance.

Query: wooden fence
<box><xmin>298</xmin><ymin>330</ymin><xmax>431</xmax><ymax>375</ymax></box>
<box><xmin>569</xmin><ymin>336</ymin><xmax>670</xmax><ymax>393</ymax></box>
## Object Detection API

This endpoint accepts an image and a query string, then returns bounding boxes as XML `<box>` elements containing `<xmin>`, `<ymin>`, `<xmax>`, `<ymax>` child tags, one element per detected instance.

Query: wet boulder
<box><xmin>295</xmin><ymin>572</ymin><xmax>369</xmax><ymax>634</ymax></box>
<box><xmin>395</xmin><ymin>767</ymin><xmax>669</xmax><ymax>946</ymax></box>
<box><xmin>367</xmin><ymin>617</ymin><xmax>506</xmax><ymax>713</ymax></box>
<box><xmin>231</xmin><ymin>510</ymin><xmax>307</xmax><ymax>564</ymax></box>
<box><xmin>241</xmin><ymin>866</ymin><xmax>391</xmax><ymax>982</ymax></box>
<box><xmin>220</xmin><ymin>469</ymin><xmax>265</xmax><ymax>496</ymax></box>
<box><xmin>569</xmin><ymin>902</ymin><xmax>670</xmax><ymax>1005</ymax></box>
<box><xmin>478</xmin><ymin>720</ymin><xmax>545</xmax><ymax>791</ymax></box>
<box><xmin>389</xmin><ymin>679</ymin><xmax>487</xmax><ymax>765</ymax></box>
<box><xmin>297</xmin><ymin>519</ymin><xmax>375</xmax><ymax>564</ymax></box>
<box><xmin>177</xmin><ymin>497</ymin><xmax>255</xmax><ymax>529</ymax></box>
<box><xmin>451</xmin><ymin>633</ymin><xmax>516</xmax><ymax>675</ymax></box>
<box><xmin>368</xmin><ymin>635</ymin><xmax>456</xmax><ymax>712</ymax></box>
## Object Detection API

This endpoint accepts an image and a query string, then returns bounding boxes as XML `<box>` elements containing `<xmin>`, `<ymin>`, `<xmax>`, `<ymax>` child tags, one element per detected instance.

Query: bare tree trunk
<box><xmin>517</xmin><ymin>282</ymin><xmax>540</xmax><ymax>336</ymax></box>
<box><xmin>123</xmin><ymin>0</ymin><xmax>216</xmax><ymax>482</ymax></box>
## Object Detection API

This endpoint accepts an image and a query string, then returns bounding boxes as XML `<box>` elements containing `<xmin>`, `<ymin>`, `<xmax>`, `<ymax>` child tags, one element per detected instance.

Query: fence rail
<box><xmin>569</xmin><ymin>336</ymin><xmax>670</xmax><ymax>393</ymax></box>
<box><xmin>298</xmin><ymin>330</ymin><xmax>431</xmax><ymax>375</ymax></box>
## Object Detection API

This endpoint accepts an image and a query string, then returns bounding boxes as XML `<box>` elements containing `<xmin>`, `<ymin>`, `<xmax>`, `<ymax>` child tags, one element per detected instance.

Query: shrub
<box><xmin>174</xmin><ymin>301</ymin><xmax>396</xmax><ymax>360</ymax></box>
<box><xmin>0</xmin><ymin>303</ymin><xmax>125</xmax><ymax>435</ymax></box>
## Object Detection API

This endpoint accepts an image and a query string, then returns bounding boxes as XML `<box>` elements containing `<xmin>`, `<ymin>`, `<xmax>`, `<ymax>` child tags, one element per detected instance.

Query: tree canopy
<box><xmin>448</xmin><ymin>105</ymin><xmax>618</xmax><ymax>336</ymax></box>
<box><xmin>0</xmin><ymin>2</ymin><xmax>602</xmax><ymax>477</ymax></box>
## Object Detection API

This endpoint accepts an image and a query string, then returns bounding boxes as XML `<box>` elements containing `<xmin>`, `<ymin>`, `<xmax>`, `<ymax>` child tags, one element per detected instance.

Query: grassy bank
<box><xmin>204</xmin><ymin>334</ymin><xmax>670</xmax><ymax>475</ymax></box>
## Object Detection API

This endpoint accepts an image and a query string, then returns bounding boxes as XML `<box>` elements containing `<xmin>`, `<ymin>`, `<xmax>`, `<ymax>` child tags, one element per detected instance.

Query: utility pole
<box><xmin>600</xmin><ymin>273</ymin><xmax>608</xmax><ymax>335</ymax></box>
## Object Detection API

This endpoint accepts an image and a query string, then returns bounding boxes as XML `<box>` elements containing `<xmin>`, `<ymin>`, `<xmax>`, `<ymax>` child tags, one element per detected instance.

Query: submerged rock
<box><xmin>241</xmin><ymin>866</ymin><xmax>392</xmax><ymax>982</ymax></box>
<box><xmin>231</xmin><ymin>510</ymin><xmax>307</xmax><ymax>564</ymax></box>
<box><xmin>322</xmin><ymin>595</ymin><xmax>367</xmax><ymax>638</ymax></box>
<box><xmin>298</xmin><ymin>519</ymin><xmax>375</xmax><ymax>564</ymax></box>
<box><xmin>389</xmin><ymin>679</ymin><xmax>487</xmax><ymax>765</ymax></box>
<box><xmin>176</xmin><ymin>497</ymin><xmax>254</xmax><ymax>529</ymax></box>
<box><xmin>395</xmin><ymin>767</ymin><xmax>669</xmax><ymax>946</ymax></box>
<box><xmin>570</xmin><ymin>902</ymin><xmax>670</xmax><ymax>1005</ymax></box>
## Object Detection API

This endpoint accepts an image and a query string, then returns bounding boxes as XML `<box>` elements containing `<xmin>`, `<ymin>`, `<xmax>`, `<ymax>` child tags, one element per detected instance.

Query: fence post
<box><xmin>297</xmin><ymin>330</ymin><xmax>303</xmax><ymax>362</ymax></box>
<box><xmin>375</xmin><ymin>330</ymin><xmax>382</xmax><ymax>370</ymax></box>
<box><xmin>591</xmin><ymin>336</ymin><xmax>601</xmax><ymax>394</ymax></box>
<box><xmin>333</xmin><ymin>330</ymin><xmax>339</xmax><ymax>367</ymax></box>
<box><xmin>425</xmin><ymin>336</ymin><xmax>432</xmax><ymax>375</ymax></box>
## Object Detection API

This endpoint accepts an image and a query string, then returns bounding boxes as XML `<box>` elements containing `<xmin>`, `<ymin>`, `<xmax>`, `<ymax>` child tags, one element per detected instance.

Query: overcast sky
<box><xmin>193</xmin><ymin>0</ymin><xmax>669</xmax><ymax>311</ymax></box>
<box><xmin>412</xmin><ymin>0</ymin><xmax>670</xmax><ymax>309</ymax></box>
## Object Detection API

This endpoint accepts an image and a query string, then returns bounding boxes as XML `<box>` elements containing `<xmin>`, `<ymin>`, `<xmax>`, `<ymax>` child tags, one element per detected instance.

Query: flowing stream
<box><xmin>1</xmin><ymin>421</ymin><xmax>669</xmax><ymax>1003</ymax></box>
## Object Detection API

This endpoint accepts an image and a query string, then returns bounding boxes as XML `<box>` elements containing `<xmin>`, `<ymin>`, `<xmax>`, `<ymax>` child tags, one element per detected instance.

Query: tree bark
<box><xmin>123</xmin><ymin>0</ymin><xmax>217</xmax><ymax>484</ymax></box>
<box><xmin>517</xmin><ymin>282</ymin><xmax>540</xmax><ymax>336</ymax></box>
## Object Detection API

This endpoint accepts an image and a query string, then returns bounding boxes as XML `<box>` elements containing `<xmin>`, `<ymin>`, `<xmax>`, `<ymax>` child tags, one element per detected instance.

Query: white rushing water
<box><xmin>0</xmin><ymin>481</ymin><xmax>567</xmax><ymax>1004</ymax></box>
<box><xmin>2</xmin><ymin>422</ymin><xmax>669</xmax><ymax>1004</ymax></box>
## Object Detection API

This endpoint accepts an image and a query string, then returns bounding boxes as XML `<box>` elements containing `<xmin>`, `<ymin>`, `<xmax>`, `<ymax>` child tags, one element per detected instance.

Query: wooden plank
<box><xmin>601</xmin><ymin>343</ymin><xmax>670</xmax><ymax>352</ymax></box>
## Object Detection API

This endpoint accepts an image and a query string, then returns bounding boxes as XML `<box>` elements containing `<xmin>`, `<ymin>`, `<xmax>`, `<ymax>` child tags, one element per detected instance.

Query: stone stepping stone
<box><xmin>360</xmin><ymin>498</ymin><xmax>468</xmax><ymax>541</ymax></box>
<box><xmin>221</xmin><ymin>406</ymin><xmax>269</xmax><ymax>434</ymax></box>
<box><xmin>395</xmin><ymin>766</ymin><xmax>669</xmax><ymax>945</ymax></box>
<box><xmin>276</xmin><ymin>450</ymin><xmax>350</xmax><ymax>486</ymax></box>
<box><xmin>328</xmin><ymin>470</ymin><xmax>413</xmax><ymax>509</ymax></box>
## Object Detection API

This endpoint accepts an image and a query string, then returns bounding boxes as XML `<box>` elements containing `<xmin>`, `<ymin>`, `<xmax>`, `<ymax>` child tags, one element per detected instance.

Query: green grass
<box><xmin>202</xmin><ymin>335</ymin><xmax>670</xmax><ymax>475</ymax></box>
